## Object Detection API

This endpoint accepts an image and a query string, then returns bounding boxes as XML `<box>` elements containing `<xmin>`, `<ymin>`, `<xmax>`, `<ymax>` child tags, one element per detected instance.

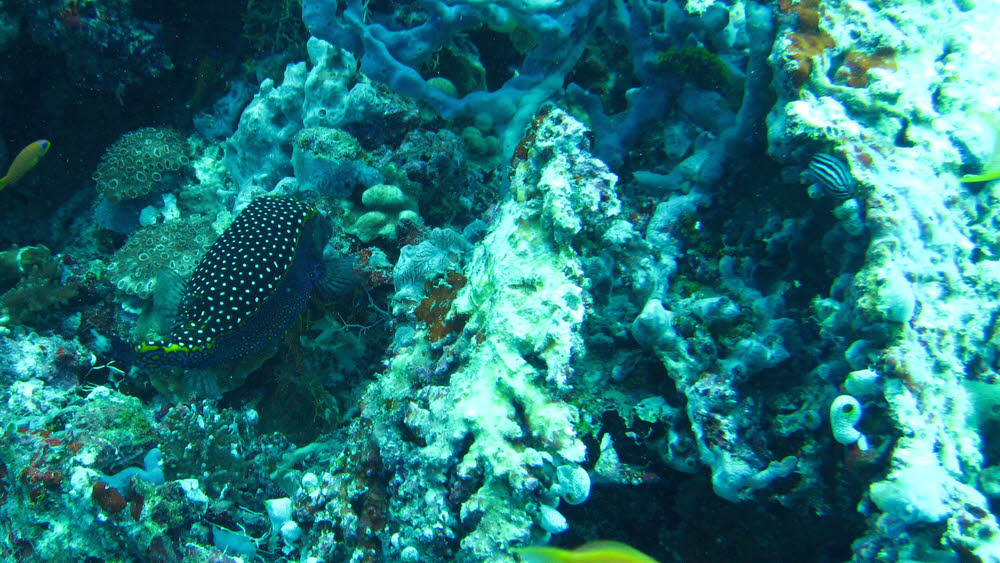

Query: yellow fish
<box><xmin>0</xmin><ymin>139</ymin><xmax>50</xmax><ymax>191</ymax></box>
<box><xmin>962</xmin><ymin>111</ymin><xmax>1000</xmax><ymax>184</ymax></box>
<box><xmin>514</xmin><ymin>540</ymin><xmax>660</xmax><ymax>563</ymax></box>
<box><xmin>961</xmin><ymin>169</ymin><xmax>1000</xmax><ymax>184</ymax></box>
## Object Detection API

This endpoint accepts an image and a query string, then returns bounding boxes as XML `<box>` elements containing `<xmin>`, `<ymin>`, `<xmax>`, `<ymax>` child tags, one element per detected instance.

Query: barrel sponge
<box><xmin>106</xmin><ymin>215</ymin><xmax>217</xmax><ymax>298</ymax></box>
<box><xmin>93</xmin><ymin>127</ymin><xmax>192</xmax><ymax>202</ymax></box>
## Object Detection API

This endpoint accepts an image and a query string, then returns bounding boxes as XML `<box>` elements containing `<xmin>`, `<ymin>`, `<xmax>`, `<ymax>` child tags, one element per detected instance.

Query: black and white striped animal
<box><xmin>805</xmin><ymin>153</ymin><xmax>856</xmax><ymax>200</ymax></box>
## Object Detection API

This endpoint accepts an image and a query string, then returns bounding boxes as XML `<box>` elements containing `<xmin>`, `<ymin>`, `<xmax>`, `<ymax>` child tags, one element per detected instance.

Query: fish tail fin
<box><xmin>109</xmin><ymin>335</ymin><xmax>138</xmax><ymax>371</ymax></box>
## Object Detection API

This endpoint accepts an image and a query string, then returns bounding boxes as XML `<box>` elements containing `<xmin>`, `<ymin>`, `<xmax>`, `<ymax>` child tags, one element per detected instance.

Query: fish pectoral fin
<box><xmin>152</xmin><ymin>268</ymin><xmax>188</xmax><ymax>334</ymax></box>
<box><xmin>314</xmin><ymin>253</ymin><xmax>359</xmax><ymax>299</ymax></box>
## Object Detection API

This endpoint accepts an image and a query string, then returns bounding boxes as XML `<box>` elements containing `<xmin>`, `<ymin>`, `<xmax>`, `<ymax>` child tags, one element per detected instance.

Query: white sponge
<box><xmin>830</xmin><ymin>394</ymin><xmax>868</xmax><ymax>450</ymax></box>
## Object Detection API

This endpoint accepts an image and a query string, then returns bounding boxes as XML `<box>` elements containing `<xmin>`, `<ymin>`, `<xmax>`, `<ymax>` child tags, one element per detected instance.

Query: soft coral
<box><xmin>779</xmin><ymin>0</ymin><xmax>836</xmax><ymax>86</ymax></box>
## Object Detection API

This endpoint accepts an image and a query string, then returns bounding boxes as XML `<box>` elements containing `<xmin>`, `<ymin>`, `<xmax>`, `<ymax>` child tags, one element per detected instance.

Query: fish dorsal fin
<box><xmin>575</xmin><ymin>541</ymin><xmax>658</xmax><ymax>562</ymax></box>
<box><xmin>980</xmin><ymin>110</ymin><xmax>1000</xmax><ymax>172</ymax></box>
<box><xmin>152</xmin><ymin>268</ymin><xmax>187</xmax><ymax>335</ymax></box>
<box><xmin>962</xmin><ymin>110</ymin><xmax>1000</xmax><ymax>183</ymax></box>
<box><xmin>576</xmin><ymin>541</ymin><xmax>638</xmax><ymax>553</ymax></box>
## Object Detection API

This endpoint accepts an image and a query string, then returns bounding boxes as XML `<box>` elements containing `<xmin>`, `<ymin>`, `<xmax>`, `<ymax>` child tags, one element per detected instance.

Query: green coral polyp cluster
<box><xmin>106</xmin><ymin>216</ymin><xmax>216</xmax><ymax>298</ymax></box>
<box><xmin>93</xmin><ymin>127</ymin><xmax>191</xmax><ymax>201</ymax></box>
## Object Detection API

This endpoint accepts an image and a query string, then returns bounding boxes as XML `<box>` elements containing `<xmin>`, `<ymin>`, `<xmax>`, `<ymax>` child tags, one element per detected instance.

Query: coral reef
<box><xmin>777</xmin><ymin>0</ymin><xmax>837</xmax><ymax>86</ymax></box>
<box><xmin>4</xmin><ymin>0</ymin><xmax>1000</xmax><ymax>561</ymax></box>
<box><xmin>302</xmin><ymin>0</ymin><xmax>606</xmax><ymax>159</ymax></box>
<box><xmin>279</xmin><ymin>108</ymin><xmax>617</xmax><ymax>562</ymax></box>
<box><xmin>292</xmin><ymin>127</ymin><xmax>380</xmax><ymax>198</ymax></box>
<box><xmin>24</xmin><ymin>0</ymin><xmax>173</xmax><ymax>92</ymax></box>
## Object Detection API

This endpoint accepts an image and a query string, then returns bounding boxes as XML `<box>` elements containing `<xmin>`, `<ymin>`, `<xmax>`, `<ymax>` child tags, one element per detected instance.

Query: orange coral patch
<box><xmin>415</xmin><ymin>271</ymin><xmax>469</xmax><ymax>343</ymax></box>
<box><xmin>842</xmin><ymin>48</ymin><xmax>898</xmax><ymax>87</ymax></box>
<box><xmin>92</xmin><ymin>481</ymin><xmax>127</xmax><ymax>514</ymax></box>
<box><xmin>780</xmin><ymin>0</ymin><xmax>837</xmax><ymax>86</ymax></box>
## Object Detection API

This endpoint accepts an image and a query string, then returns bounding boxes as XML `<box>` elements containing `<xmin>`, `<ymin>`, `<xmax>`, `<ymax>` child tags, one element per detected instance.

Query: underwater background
<box><xmin>1</xmin><ymin>0</ymin><xmax>999</xmax><ymax>561</ymax></box>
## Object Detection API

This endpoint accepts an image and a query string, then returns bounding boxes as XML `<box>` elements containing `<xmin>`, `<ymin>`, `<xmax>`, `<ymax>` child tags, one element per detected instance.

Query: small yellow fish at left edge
<box><xmin>0</xmin><ymin>139</ymin><xmax>51</xmax><ymax>191</ymax></box>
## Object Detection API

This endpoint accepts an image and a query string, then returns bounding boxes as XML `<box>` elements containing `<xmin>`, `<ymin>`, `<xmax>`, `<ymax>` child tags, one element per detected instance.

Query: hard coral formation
<box><xmin>304</xmin><ymin>108</ymin><xmax>615</xmax><ymax>561</ymax></box>
<box><xmin>0</xmin><ymin>383</ymin><xmax>289</xmax><ymax>561</ymax></box>
<box><xmin>292</xmin><ymin>126</ymin><xmax>380</xmax><ymax>198</ymax></box>
<box><xmin>349</xmin><ymin>183</ymin><xmax>421</xmax><ymax>243</ymax></box>
<box><xmin>766</xmin><ymin>0</ymin><xmax>1000</xmax><ymax>556</ymax></box>
<box><xmin>0</xmin><ymin>245</ymin><xmax>87</xmax><ymax>327</ymax></box>
<box><xmin>0</xmin><ymin>332</ymin><xmax>92</xmax><ymax>388</ymax></box>
<box><xmin>391</xmin><ymin>128</ymin><xmax>493</xmax><ymax>226</ymax></box>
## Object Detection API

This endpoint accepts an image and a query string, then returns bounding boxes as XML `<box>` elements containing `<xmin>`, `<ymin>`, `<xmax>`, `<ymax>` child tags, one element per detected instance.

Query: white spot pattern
<box><xmin>169</xmin><ymin>197</ymin><xmax>313</xmax><ymax>349</ymax></box>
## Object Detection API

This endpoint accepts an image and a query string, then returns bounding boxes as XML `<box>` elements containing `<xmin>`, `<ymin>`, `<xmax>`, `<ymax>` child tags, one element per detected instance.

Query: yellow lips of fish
<box><xmin>514</xmin><ymin>540</ymin><xmax>660</xmax><ymax>563</ymax></box>
<box><xmin>0</xmin><ymin>139</ymin><xmax>51</xmax><ymax>191</ymax></box>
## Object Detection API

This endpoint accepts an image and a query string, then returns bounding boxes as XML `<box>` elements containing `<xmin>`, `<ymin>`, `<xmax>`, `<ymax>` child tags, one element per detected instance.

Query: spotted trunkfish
<box><xmin>133</xmin><ymin>196</ymin><xmax>347</xmax><ymax>369</ymax></box>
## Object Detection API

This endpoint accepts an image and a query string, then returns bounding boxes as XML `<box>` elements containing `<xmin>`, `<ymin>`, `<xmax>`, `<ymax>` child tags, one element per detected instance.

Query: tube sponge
<box><xmin>830</xmin><ymin>394</ymin><xmax>868</xmax><ymax>450</ymax></box>
<box><xmin>98</xmin><ymin>448</ymin><xmax>165</xmax><ymax>498</ymax></box>
<box><xmin>302</xmin><ymin>0</ymin><xmax>605</xmax><ymax>158</ymax></box>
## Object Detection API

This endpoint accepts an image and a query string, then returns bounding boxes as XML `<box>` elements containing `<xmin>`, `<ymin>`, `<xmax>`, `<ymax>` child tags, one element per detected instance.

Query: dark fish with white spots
<box><xmin>133</xmin><ymin>196</ymin><xmax>352</xmax><ymax>369</ymax></box>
